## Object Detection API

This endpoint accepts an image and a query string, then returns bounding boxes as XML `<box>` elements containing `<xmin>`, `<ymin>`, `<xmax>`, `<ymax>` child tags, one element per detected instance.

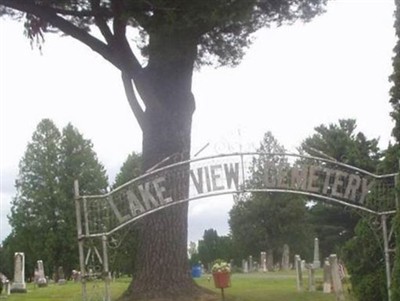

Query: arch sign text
<box><xmin>76</xmin><ymin>153</ymin><xmax>397</xmax><ymax>238</ymax></box>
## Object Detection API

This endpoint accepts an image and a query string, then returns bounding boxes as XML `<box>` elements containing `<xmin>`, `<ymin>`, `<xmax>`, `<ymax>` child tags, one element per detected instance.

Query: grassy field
<box><xmin>0</xmin><ymin>271</ymin><xmax>356</xmax><ymax>301</ymax></box>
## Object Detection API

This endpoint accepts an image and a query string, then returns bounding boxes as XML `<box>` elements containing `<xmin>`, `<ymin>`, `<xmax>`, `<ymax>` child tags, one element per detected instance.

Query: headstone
<box><xmin>10</xmin><ymin>252</ymin><xmax>27</xmax><ymax>293</ymax></box>
<box><xmin>294</xmin><ymin>255</ymin><xmax>303</xmax><ymax>291</ymax></box>
<box><xmin>248</xmin><ymin>255</ymin><xmax>253</xmax><ymax>272</ymax></box>
<box><xmin>242</xmin><ymin>260</ymin><xmax>248</xmax><ymax>273</ymax></box>
<box><xmin>266</xmin><ymin>251</ymin><xmax>274</xmax><ymax>271</ymax></box>
<box><xmin>313</xmin><ymin>238</ymin><xmax>321</xmax><ymax>268</ymax></box>
<box><xmin>329</xmin><ymin>254</ymin><xmax>345</xmax><ymax>301</ymax></box>
<box><xmin>36</xmin><ymin>260</ymin><xmax>47</xmax><ymax>287</ymax></box>
<box><xmin>305</xmin><ymin>263</ymin><xmax>316</xmax><ymax>292</ymax></box>
<box><xmin>323</xmin><ymin>258</ymin><xmax>332</xmax><ymax>293</ymax></box>
<box><xmin>260</xmin><ymin>252</ymin><xmax>267</xmax><ymax>272</ymax></box>
<box><xmin>281</xmin><ymin>244</ymin><xmax>290</xmax><ymax>271</ymax></box>
<box><xmin>5</xmin><ymin>280</ymin><xmax>10</xmax><ymax>295</ymax></box>
<box><xmin>57</xmin><ymin>266</ymin><xmax>66</xmax><ymax>285</ymax></box>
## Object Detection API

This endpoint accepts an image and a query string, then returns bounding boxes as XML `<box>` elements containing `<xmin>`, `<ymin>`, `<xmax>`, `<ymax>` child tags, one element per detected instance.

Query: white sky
<box><xmin>0</xmin><ymin>0</ymin><xmax>397</xmax><ymax>244</ymax></box>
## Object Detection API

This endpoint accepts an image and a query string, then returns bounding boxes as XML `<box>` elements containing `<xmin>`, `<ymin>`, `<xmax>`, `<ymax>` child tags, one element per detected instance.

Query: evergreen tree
<box><xmin>58</xmin><ymin>123</ymin><xmax>108</xmax><ymax>276</ymax></box>
<box><xmin>197</xmin><ymin>229</ymin><xmax>233</xmax><ymax>270</ymax></box>
<box><xmin>8</xmin><ymin>119</ymin><xmax>108</xmax><ymax>279</ymax></box>
<box><xmin>10</xmin><ymin>119</ymin><xmax>63</xmax><ymax>277</ymax></box>
<box><xmin>229</xmin><ymin>132</ymin><xmax>313</xmax><ymax>268</ymax></box>
<box><xmin>301</xmin><ymin>119</ymin><xmax>382</xmax><ymax>258</ymax></box>
<box><xmin>389</xmin><ymin>0</ymin><xmax>400</xmax><ymax>299</ymax></box>
<box><xmin>113</xmin><ymin>151</ymin><xmax>142</xmax><ymax>188</ymax></box>
<box><xmin>109</xmin><ymin>151</ymin><xmax>142</xmax><ymax>276</ymax></box>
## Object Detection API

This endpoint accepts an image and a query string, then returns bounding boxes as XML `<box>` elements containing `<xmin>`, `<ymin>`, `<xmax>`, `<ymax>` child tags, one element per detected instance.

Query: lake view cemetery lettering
<box><xmin>98</xmin><ymin>155</ymin><xmax>375</xmax><ymax>235</ymax></box>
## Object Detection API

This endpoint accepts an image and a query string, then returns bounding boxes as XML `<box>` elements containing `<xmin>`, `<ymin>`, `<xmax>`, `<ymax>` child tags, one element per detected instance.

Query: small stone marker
<box><xmin>281</xmin><ymin>244</ymin><xmax>290</xmax><ymax>271</ymax></box>
<box><xmin>36</xmin><ymin>260</ymin><xmax>47</xmax><ymax>287</ymax></box>
<box><xmin>294</xmin><ymin>254</ymin><xmax>303</xmax><ymax>291</ymax></box>
<box><xmin>329</xmin><ymin>254</ymin><xmax>345</xmax><ymax>301</ymax></box>
<box><xmin>242</xmin><ymin>260</ymin><xmax>248</xmax><ymax>273</ymax></box>
<box><xmin>323</xmin><ymin>258</ymin><xmax>332</xmax><ymax>293</ymax></box>
<box><xmin>58</xmin><ymin>266</ymin><xmax>66</xmax><ymax>285</ymax></box>
<box><xmin>10</xmin><ymin>252</ymin><xmax>27</xmax><ymax>293</ymax></box>
<box><xmin>305</xmin><ymin>263</ymin><xmax>316</xmax><ymax>292</ymax></box>
<box><xmin>260</xmin><ymin>252</ymin><xmax>267</xmax><ymax>272</ymax></box>
<box><xmin>248</xmin><ymin>255</ymin><xmax>253</xmax><ymax>272</ymax></box>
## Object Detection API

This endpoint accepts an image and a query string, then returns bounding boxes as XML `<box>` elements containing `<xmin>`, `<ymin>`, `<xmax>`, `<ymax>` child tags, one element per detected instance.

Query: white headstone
<box><xmin>248</xmin><ymin>255</ymin><xmax>253</xmax><ymax>272</ymax></box>
<box><xmin>323</xmin><ymin>259</ymin><xmax>332</xmax><ymax>293</ymax></box>
<box><xmin>242</xmin><ymin>260</ymin><xmax>248</xmax><ymax>273</ymax></box>
<box><xmin>10</xmin><ymin>252</ymin><xmax>27</xmax><ymax>293</ymax></box>
<box><xmin>260</xmin><ymin>252</ymin><xmax>267</xmax><ymax>272</ymax></box>
<box><xmin>58</xmin><ymin>266</ymin><xmax>66</xmax><ymax>285</ymax></box>
<box><xmin>36</xmin><ymin>260</ymin><xmax>47</xmax><ymax>287</ymax></box>
<box><xmin>294</xmin><ymin>254</ymin><xmax>303</xmax><ymax>292</ymax></box>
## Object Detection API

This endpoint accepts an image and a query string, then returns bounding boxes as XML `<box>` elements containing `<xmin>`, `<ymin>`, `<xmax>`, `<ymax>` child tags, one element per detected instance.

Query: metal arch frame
<box><xmin>74</xmin><ymin>152</ymin><xmax>399</xmax><ymax>301</ymax></box>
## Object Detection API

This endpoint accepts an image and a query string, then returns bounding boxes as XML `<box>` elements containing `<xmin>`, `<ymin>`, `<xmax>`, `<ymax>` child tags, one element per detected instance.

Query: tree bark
<box><xmin>119</xmin><ymin>36</ymin><xmax>217</xmax><ymax>301</ymax></box>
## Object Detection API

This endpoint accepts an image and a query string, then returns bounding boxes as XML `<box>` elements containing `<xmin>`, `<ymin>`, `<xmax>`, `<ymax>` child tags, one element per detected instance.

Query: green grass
<box><xmin>196</xmin><ymin>272</ymin><xmax>356</xmax><ymax>301</ymax></box>
<box><xmin>1</xmin><ymin>271</ymin><xmax>356</xmax><ymax>301</ymax></box>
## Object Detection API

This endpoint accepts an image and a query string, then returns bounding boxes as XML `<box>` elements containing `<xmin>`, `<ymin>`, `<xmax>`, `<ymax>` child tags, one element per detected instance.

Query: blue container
<box><xmin>191</xmin><ymin>265</ymin><xmax>202</xmax><ymax>278</ymax></box>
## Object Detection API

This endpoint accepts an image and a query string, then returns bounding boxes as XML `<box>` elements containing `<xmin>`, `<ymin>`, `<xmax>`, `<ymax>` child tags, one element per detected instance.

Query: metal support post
<box><xmin>74</xmin><ymin>180</ymin><xmax>87</xmax><ymax>301</ymax></box>
<box><xmin>381</xmin><ymin>214</ymin><xmax>392</xmax><ymax>301</ymax></box>
<box><xmin>102</xmin><ymin>235</ymin><xmax>111</xmax><ymax>301</ymax></box>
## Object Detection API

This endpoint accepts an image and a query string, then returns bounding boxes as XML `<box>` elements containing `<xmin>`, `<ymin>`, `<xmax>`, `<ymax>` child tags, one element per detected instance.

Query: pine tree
<box><xmin>10</xmin><ymin>119</ymin><xmax>63</xmax><ymax>276</ymax></box>
<box><xmin>229</xmin><ymin>132</ymin><xmax>313</xmax><ymax>267</ymax></box>
<box><xmin>9</xmin><ymin>119</ymin><xmax>109</xmax><ymax>278</ymax></box>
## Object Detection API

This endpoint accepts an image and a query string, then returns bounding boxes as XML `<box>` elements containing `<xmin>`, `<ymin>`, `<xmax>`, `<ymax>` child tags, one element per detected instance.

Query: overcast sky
<box><xmin>0</xmin><ymin>0</ymin><xmax>397</xmax><ymax>244</ymax></box>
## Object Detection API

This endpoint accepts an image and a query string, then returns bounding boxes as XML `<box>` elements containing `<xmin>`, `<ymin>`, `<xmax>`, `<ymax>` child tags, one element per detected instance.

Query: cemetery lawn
<box><xmin>3</xmin><ymin>271</ymin><xmax>356</xmax><ymax>301</ymax></box>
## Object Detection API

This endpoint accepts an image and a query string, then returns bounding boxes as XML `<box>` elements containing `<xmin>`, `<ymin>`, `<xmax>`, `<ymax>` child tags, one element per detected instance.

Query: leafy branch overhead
<box><xmin>0</xmin><ymin>0</ymin><xmax>327</xmax><ymax>70</ymax></box>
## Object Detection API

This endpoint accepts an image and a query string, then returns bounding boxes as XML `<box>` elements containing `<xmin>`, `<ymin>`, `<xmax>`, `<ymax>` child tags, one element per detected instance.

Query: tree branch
<box><xmin>91</xmin><ymin>0</ymin><xmax>114</xmax><ymax>44</ymax></box>
<box><xmin>48</xmin><ymin>7</ymin><xmax>112</xmax><ymax>18</ymax></box>
<box><xmin>0</xmin><ymin>0</ymin><xmax>120</xmax><ymax>66</ymax></box>
<box><xmin>110</xmin><ymin>0</ymin><xmax>143</xmax><ymax>76</ymax></box>
<box><xmin>121</xmin><ymin>72</ymin><xmax>145</xmax><ymax>130</ymax></box>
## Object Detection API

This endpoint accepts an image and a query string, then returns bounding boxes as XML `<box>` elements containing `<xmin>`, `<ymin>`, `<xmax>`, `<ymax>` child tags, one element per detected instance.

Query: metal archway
<box><xmin>74</xmin><ymin>152</ymin><xmax>398</xmax><ymax>301</ymax></box>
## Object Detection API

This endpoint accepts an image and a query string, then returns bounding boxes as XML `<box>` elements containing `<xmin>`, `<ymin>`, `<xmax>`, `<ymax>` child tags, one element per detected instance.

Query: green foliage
<box><xmin>1</xmin><ymin>0</ymin><xmax>327</xmax><ymax>69</ymax></box>
<box><xmin>301</xmin><ymin>119</ymin><xmax>381</xmax><ymax>172</ymax></box>
<box><xmin>229</xmin><ymin>132</ymin><xmax>313</xmax><ymax>265</ymax></box>
<box><xmin>109</xmin><ymin>151</ymin><xmax>142</xmax><ymax>276</ymax></box>
<box><xmin>7</xmin><ymin>119</ymin><xmax>108</xmax><ymax>279</ymax></box>
<box><xmin>301</xmin><ymin>119</ymin><xmax>382</xmax><ymax>258</ymax></box>
<box><xmin>342</xmin><ymin>219</ymin><xmax>387</xmax><ymax>301</ymax></box>
<box><xmin>389</xmin><ymin>2</ymin><xmax>400</xmax><ymax>300</ymax></box>
<box><xmin>342</xmin><ymin>143</ymin><xmax>397</xmax><ymax>301</ymax></box>
<box><xmin>197</xmin><ymin>229</ymin><xmax>233</xmax><ymax>270</ymax></box>
<box><xmin>389</xmin><ymin>0</ymin><xmax>400</xmax><ymax>142</ymax></box>
<box><xmin>113</xmin><ymin>151</ymin><xmax>141</xmax><ymax>188</ymax></box>
<box><xmin>392</xmin><ymin>208</ymin><xmax>400</xmax><ymax>301</ymax></box>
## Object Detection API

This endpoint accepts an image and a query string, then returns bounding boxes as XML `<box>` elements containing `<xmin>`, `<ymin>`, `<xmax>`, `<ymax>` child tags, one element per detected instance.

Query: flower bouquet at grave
<box><xmin>211</xmin><ymin>259</ymin><xmax>231</xmax><ymax>289</ymax></box>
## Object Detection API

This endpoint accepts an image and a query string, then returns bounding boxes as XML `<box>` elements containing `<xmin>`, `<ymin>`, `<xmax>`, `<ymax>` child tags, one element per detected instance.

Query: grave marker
<box><xmin>10</xmin><ymin>252</ymin><xmax>26</xmax><ymax>293</ymax></box>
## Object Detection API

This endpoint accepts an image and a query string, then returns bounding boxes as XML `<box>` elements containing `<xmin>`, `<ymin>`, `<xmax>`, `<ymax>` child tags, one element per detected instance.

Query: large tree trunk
<box><xmin>119</xmin><ymin>34</ymin><xmax>217</xmax><ymax>301</ymax></box>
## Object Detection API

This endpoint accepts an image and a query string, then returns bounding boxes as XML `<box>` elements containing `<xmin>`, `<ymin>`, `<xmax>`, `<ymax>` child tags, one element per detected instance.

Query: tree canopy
<box><xmin>301</xmin><ymin>119</ymin><xmax>382</xmax><ymax>258</ymax></box>
<box><xmin>229</xmin><ymin>132</ymin><xmax>313</xmax><ymax>268</ymax></box>
<box><xmin>4</xmin><ymin>119</ymin><xmax>108</xmax><ymax>279</ymax></box>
